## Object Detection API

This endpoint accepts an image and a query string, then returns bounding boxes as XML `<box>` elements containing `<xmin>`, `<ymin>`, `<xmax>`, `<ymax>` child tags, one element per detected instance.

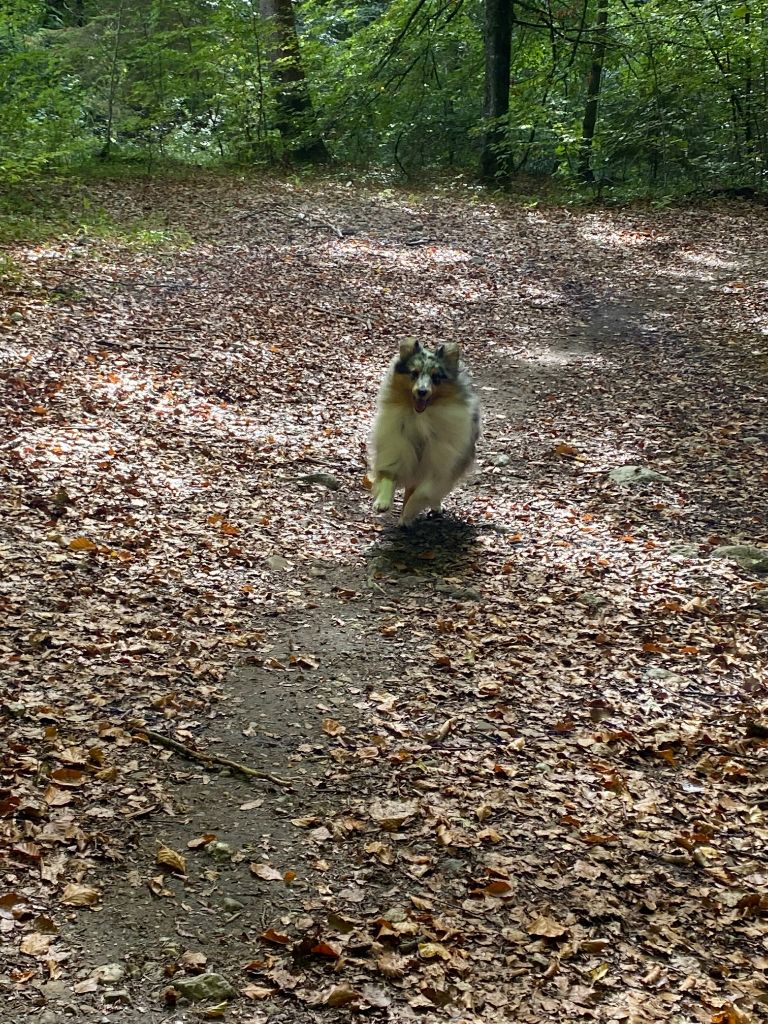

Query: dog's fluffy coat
<box><xmin>369</xmin><ymin>338</ymin><xmax>480</xmax><ymax>526</ymax></box>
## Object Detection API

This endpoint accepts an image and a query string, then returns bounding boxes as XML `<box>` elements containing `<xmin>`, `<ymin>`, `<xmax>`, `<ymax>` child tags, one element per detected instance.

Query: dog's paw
<box><xmin>372</xmin><ymin>478</ymin><xmax>394</xmax><ymax>512</ymax></box>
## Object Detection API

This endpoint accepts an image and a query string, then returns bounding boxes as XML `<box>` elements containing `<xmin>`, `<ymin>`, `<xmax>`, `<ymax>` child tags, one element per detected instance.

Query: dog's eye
<box><xmin>432</xmin><ymin>374</ymin><xmax>443</xmax><ymax>384</ymax></box>
<box><xmin>411</xmin><ymin>371</ymin><xmax>419</xmax><ymax>380</ymax></box>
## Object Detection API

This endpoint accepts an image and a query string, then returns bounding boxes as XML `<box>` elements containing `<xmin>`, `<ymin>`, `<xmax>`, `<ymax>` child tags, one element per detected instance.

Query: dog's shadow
<box><xmin>365</xmin><ymin>512</ymin><xmax>484</xmax><ymax>587</ymax></box>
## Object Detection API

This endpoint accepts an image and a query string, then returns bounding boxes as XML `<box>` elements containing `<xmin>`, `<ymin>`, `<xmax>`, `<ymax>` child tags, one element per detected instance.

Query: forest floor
<box><xmin>1</xmin><ymin>173</ymin><xmax>768</xmax><ymax>1024</ymax></box>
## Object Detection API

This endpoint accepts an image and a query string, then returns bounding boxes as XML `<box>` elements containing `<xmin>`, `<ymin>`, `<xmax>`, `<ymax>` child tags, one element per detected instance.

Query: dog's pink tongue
<box><xmin>414</xmin><ymin>397</ymin><xmax>428</xmax><ymax>413</ymax></box>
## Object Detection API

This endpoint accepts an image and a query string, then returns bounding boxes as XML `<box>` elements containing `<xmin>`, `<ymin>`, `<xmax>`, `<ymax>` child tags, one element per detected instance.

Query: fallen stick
<box><xmin>135</xmin><ymin>728</ymin><xmax>293</xmax><ymax>789</ymax></box>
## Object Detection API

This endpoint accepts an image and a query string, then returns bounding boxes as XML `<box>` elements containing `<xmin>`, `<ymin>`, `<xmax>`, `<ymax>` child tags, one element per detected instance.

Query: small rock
<box><xmin>221</xmin><ymin>897</ymin><xmax>245</xmax><ymax>912</ymax></box>
<box><xmin>90</xmin><ymin>963</ymin><xmax>125</xmax><ymax>986</ymax></box>
<box><xmin>645</xmin><ymin>667</ymin><xmax>685</xmax><ymax>685</ymax></box>
<box><xmin>174</xmin><ymin>973</ymin><xmax>236</xmax><ymax>1003</ymax></box>
<box><xmin>299</xmin><ymin>472</ymin><xmax>341</xmax><ymax>491</ymax></box>
<box><xmin>712</xmin><ymin>545</ymin><xmax>768</xmax><ymax>575</ymax></box>
<box><xmin>668</xmin><ymin>543</ymin><xmax>701</xmax><ymax>558</ymax></box>
<box><xmin>490</xmin><ymin>454</ymin><xmax>511</xmax><ymax>467</ymax></box>
<box><xmin>38</xmin><ymin>980</ymin><xmax>70</xmax><ymax>1000</ymax></box>
<box><xmin>381</xmin><ymin>905</ymin><xmax>408</xmax><ymax>923</ymax></box>
<box><xmin>266</xmin><ymin>554</ymin><xmax>290</xmax><ymax>571</ymax></box>
<box><xmin>440</xmin><ymin>858</ymin><xmax>466</xmax><ymax>878</ymax></box>
<box><xmin>206</xmin><ymin>842</ymin><xmax>233</xmax><ymax>861</ymax></box>
<box><xmin>608</xmin><ymin>465</ymin><xmax>669</xmax><ymax>486</ymax></box>
<box><xmin>103</xmin><ymin>989</ymin><xmax>132</xmax><ymax>1005</ymax></box>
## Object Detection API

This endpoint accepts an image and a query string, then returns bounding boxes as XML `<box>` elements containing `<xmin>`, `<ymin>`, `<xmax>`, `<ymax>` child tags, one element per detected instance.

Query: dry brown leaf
<box><xmin>321</xmin><ymin>718</ymin><xmax>346</xmax><ymax>736</ymax></box>
<box><xmin>369</xmin><ymin>798</ymin><xmax>418</xmax><ymax>831</ymax></box>
<box><xmin>198</xmin><ymin>1003</ymin><xmax>227</xmax><ymax>1020</ymax></box>
<box><xmin>418</xmin><ymin>942</ymin><xmax>451</xmax><ymax>960</ymax></box>
<box><xmin>321</xmin><ymin>984</ymin><xmax>361</xmax><ymax>1007</ymax></box>
<box><xmin>250</xmin><ymin>863</ymin><xmax>284</xmax><ymax>882</ymax></box>
<box><xmin>187</xmin><ymin>833</ymin><xmax>217</xmax><ymax>849</ymax></box>
<box><xmin>60</xmin><ymin>884</ymin><xmax>101</xmax><ymax>907</ymax></box>
<box><xmin>148</xmin><ymin>875</ymin><xmax>174</xmax><ymax>898</ymax></box>
<box><xmin>156</xmin><ymin>845</ymin><xmax>187</xmax><ymax>874</ymax></box>
<box><xmin>242</xmin><ymin>985</ymin><xmax>274</xmax><ymax>1000</ymax></box>
<box><xmin>179</xmin><ymin>950</ymin><xmax>207</xmax><ymax>972</ymax></box>
<box><xmin>68</xmin><ymin>537</ymin><xmax>98</xmax><ymax>551</ymax></box>
<box><xmin>19</xmin><ymin>933</ymin><xmax>52</xmax><ymax>958</ymax></box>
<box><xmin>364</xmin><ymin>840</ymin><xmax>396</xmax><ymax>866</ymax></box>
<box><xmin>527</xmin><ymin>915</ymin><xmax>568</xmax><ymax>939</ymax></box>
<box><xmin>49</xmin><ymin>768</ymin><xmax>86</xmax><ymax>788</ymax></box>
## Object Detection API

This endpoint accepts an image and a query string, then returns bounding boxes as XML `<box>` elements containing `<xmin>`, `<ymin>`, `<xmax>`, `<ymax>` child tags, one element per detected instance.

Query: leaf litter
<box><xmin>1</xmin><ymin>174</ymin><xmax>767</xmax><ymax>1022</ymax></box>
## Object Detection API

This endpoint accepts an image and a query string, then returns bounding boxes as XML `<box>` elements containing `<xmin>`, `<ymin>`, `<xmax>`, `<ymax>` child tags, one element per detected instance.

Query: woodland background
<box><xmin>1</xmin><ymin>0</ymin><xmax>767</xmax><ymax>197</ymax></box>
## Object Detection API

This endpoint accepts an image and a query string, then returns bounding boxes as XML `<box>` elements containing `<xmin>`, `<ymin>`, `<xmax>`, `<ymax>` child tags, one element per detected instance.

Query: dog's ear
<box><xmin>436</xmin><ymin>342</ymin><xmax>460</xmax><ymax>370</ymax></box>
<box><xmin>399</xmin><ymin>337</ymin><xmax>420</xmax><ymax>361</ymax></box>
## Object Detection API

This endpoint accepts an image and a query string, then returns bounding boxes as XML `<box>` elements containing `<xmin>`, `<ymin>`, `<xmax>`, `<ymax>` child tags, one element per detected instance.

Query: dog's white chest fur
<box><xmin>388</xmin><ymin>402</ymin><xmax>473</xmax><ymax>480</ymax></box>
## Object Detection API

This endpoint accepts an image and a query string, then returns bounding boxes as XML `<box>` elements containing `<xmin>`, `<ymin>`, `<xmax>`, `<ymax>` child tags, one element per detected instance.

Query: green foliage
<box><xmin>0</xmin><ymin>0</ymin><xmax>766</xmax><ymax>194</ymax></box>
<box><xmin>301</xmin><ymin>0</ymin><xmax>484</xmax><ymax>171</ymax></box>
<box><xmin>0</xmin><ymin>4</ymin><xmax>88</xmax><ymax>180</ymax></box>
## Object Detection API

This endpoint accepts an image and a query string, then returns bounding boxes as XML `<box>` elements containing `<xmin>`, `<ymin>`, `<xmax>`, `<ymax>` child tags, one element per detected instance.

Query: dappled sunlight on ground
<box><xmin>680</xmin><ymin>250</ymin><xmax>740</xmax><ymax>272</ymax></box>
<box><xmin>2</xmin><ymin>178</ymin><xmax>768</xmax><ymax>1023</ymax></box>
<box><xmin>578</xmin><ymin>217</ymin><xmax>673</xmax><ymax>250</ymax></box>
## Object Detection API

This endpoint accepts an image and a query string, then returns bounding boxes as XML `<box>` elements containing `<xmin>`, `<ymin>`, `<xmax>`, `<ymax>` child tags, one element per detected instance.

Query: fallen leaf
<box><xmin>68</xmin><ymin>537</ymin><xmax>98</xmax><ymax>551</ymax></box>
<box><xmin>49</xmin><ymin>768</ymin><xmax>86</xmax><ymax>788</ymax></box>
<box><xmin>242</xmin><ymin>985</ymin><xmax>274</xmax><ymax>1000</ymax></box>
<box><xmin>60</xmin><ymin>884</ymin><xmax>100</xmax><ymax>907</ymax></box>
<box><xmin>156</xmin><ymin>845</ymin><xmax>187</xmax><ymax>874</ymax></box>
<box><xmin>250</xmin><ymin>863</ymin><xmax>284</xmax><ymax>882</ymax></box>
<box><xmin>19</xmin><ymin>933</ymin><xmax>52</xmax><ymax>957</ymax></box>
<box><xmin>321</xmin><ymin>718</ymin><xmax>346</xmax><ymax>736</ymax></box>
<box><xmin>369</xmin><ymin>799</ymin><xmax>418</xmax><ymax>831</ymax></box>
<box><xmin>321</xmin><ymin>984</ymin><xmax>361</xmax><ymax>1007</ymax></box>
<box><xmin>527</xmin><ymin>916</ymin><xmax>568</xmax><ymax>939</ymax></box>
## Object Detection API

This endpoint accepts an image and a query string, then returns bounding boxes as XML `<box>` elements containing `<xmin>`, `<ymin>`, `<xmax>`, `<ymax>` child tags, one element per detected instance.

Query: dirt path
<box><xmin>2</xmin><ymin>177</ymin><xmax>768</xmax><ymax>1023</ymax></box>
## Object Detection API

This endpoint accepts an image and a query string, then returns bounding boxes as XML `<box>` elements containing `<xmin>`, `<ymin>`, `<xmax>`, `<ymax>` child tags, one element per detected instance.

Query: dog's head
<box><xmin>394</xmin><ymin>338</ymin><xmax>461</xmax><ymax>413</ymax></box>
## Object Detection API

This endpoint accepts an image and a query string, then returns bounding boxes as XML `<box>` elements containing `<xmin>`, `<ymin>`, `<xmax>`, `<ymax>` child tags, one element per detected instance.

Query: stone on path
<box><xmin>174</xmin><ymin>973</ymin><xmax>237</xmax><ymax>1003</ymax></box>
<box><xmin>712</xmin><ymin>545</ymin><xmax>768</xmax><ymax>575</ymax></box>
<box><xmin>608</xmin><ymin>465</ymin><xmax>669</xmax><ymax>486</ymax></box>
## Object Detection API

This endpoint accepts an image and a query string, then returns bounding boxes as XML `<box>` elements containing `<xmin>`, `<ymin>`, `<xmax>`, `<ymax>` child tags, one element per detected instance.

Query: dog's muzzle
<box><xmin>413</xmin><ymin>387</ymin><xmax>431</xmax><ymax>414</ymax></box>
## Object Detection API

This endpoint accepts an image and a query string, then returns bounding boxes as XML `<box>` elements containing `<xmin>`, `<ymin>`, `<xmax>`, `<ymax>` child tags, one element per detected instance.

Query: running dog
<box><xmin>369</xmin><ymin>338</ymin><xmax>480</xmax><ymax>526</ymax></box>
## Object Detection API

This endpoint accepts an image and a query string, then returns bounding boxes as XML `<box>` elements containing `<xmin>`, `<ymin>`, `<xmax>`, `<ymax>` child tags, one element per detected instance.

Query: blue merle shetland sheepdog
<box><xmin>369</xmin><ymin>338</ymin><xmax>480</xmax><ymax>527</ymax></box>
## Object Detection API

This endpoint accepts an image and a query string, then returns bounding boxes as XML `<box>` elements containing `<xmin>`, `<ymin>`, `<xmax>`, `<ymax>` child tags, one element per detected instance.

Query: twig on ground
<box><xmin>134</xmin><ymin>727</ymin><xmax>294</xmax><ymax>788</ymax></box>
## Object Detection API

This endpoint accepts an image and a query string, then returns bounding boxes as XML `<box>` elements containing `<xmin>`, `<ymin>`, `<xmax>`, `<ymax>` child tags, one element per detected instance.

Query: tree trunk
<box><xmin>259</xmin><ymin>0</ymin><xmax>329</xmax><ymax>163</ymax></box>
<box><xmin>99</xmin><ymin>0</ymin><xmax>125</xmax><ymax>160</ymax></box>
<box><xmin>577</xmin><ymin>0</ymin><xmax>609</xmax><ymax>183</ymax></box>
<box><xmin>479</xmin><ymin>0</ymin><xmax>513</xmax><ymax>182</ymax></box>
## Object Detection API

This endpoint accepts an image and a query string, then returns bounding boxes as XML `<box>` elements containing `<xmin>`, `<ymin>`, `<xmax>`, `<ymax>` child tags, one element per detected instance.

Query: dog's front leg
<box><xmin>399</xmin><ymin>483</ymin><xmax>436</xmax><ymax>526</ymax></box>
<box><xmin>372</xmin><ymin>475</ymin><xmax>395</xmax><ymax>512</ymax></box>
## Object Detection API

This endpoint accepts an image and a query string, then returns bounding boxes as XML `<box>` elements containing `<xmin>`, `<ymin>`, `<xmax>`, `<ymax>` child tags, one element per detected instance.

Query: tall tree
<box><xmin>259</xmin><ymin>0</ymin><xmax>329</xmax><ymax>162</ymax></box>
<box><xmin>577</xmin><ymin>0</ymin><xmax>609</xmax><ymax>182</ymax></box>
<box><xmin>480</xmin><ymin>0</ymin><xmax>513</xmax><ymax>182</ymax></box>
